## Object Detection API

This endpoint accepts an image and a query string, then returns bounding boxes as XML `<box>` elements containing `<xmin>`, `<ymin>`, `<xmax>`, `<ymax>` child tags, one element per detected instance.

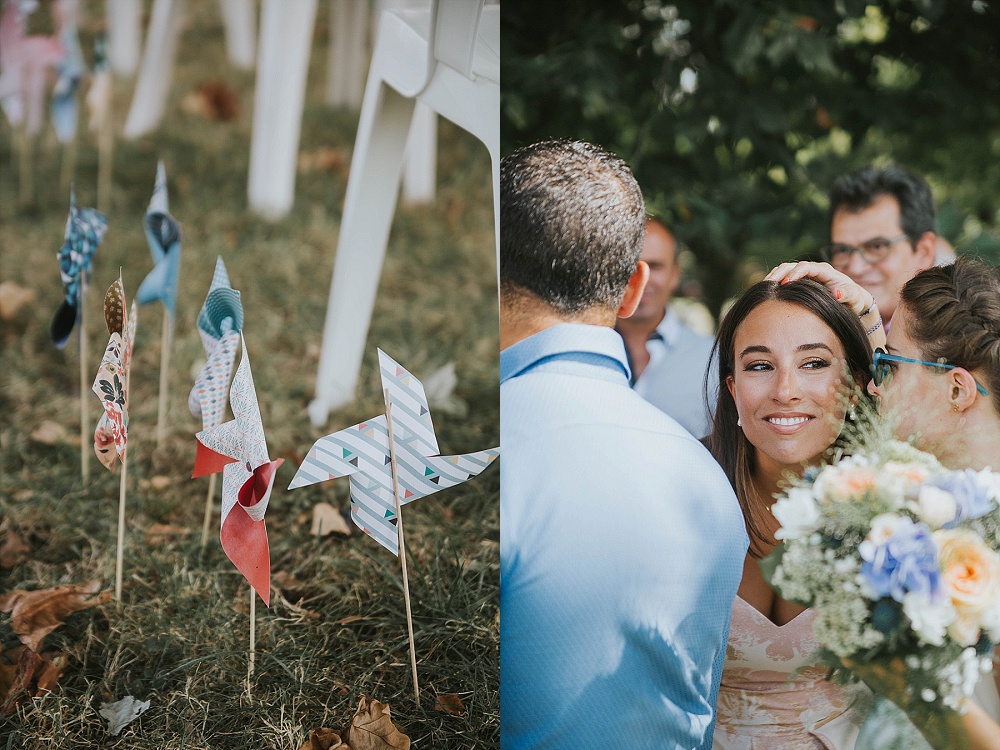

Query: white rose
<box><xmin>975</xmin><ymin>468</ymin><xmax>1000</xmax><ymax>505</ymax></box>
<box><xmin>903</xmin><ymin>591</ymin><xmax>956</xmax><ymax>646</ymax></box>
<box><xmin>910</xmin><ymin>485</ymin><xmax>958</xmax><ymax>529</ymax></box>
<box><xmin>773</xmin><ymin>487</ymin><xmax>820</xmax><ymax>541</ymax></box>
<box><xmin>980</xmin><ymin>597</ymin><xmax>1000</xmax><ymax>642</ymax></box>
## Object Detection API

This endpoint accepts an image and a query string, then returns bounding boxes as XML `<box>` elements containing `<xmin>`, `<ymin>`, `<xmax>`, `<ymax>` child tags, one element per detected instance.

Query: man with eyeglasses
<box><xmin>823</xmin><ymin>164</ymin><xmax>937</xmax><ymax>329</ymax></box>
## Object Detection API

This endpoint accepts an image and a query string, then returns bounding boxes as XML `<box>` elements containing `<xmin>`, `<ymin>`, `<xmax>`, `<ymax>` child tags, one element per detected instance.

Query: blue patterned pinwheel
<box><xmin>51</xmin><ymin>191</ymin><xmax>107</xmax><ymax>348</ymax></box>
<box><xmin>189</xmin><ymin>257</ymin><xmax>244</xmax><ymax>430</ymax></box>
<box><xmin>136</xmin><ymin>161</ymin><xmax>182</xmax><ymax>318</ymax></box>
<box><xmin>50</xmin><ymin>0</ymin><xmax>84</xmax><ymax>144</ymax></box>
<box><xmin>288</xmin><ymin>350</ymin><xmax>499</xmax><ymax>555</ymax></box>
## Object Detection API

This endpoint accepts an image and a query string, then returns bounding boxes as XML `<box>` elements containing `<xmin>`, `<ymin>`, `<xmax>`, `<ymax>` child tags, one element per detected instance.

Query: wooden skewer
<box><xmin>156</xmin><ymin>311</ymin><xmax>172</xmax><ymax>447</ymax></box>
<box><xmin>79</xmin><ymin>270</ymin><xmax>89</xmax><ymax>484</ymax></box>
<box><xmin>384</xmin><ymin>389</ymin><xmax>420</xmax><ymax>706</ymax></box>
<box><xmin>200</xmin><ymin>473</ymin><xmax>217</xmax><ymax>552</ymax></box>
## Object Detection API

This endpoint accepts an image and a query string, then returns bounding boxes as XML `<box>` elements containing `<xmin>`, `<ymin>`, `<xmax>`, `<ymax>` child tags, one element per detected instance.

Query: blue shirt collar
<box><xmin>500</xmin><ymin>323</ymin><xmax>631</xmax><ymax>384</ymax></box>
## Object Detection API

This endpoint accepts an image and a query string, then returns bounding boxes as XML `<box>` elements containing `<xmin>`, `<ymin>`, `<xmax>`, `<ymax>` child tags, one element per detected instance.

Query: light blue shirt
<box><xmin>501</xmin><ymin>323</ymin><xmax>748</xmax><ymax>750</ymax></box>
<box><xmin>631</xmin><ymin>309</ymin><xmax>718</xmax><ymax>439</ymax></box>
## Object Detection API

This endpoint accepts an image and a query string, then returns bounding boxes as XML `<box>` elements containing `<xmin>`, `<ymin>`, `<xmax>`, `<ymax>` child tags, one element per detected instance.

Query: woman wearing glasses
<box><xmin>706</xmin><ymin>277</ymin><xmax>880</xmax><ymax>748</ymax></box>
<box><xmin>766</xmin><ymin>256</ymin><xmax>1000</xmax><ymax>748</ymax></box>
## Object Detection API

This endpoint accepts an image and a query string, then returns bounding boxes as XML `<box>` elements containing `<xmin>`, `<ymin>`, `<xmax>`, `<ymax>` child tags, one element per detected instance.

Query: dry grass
<box><xmin>0</xmin><ymin>3</ymin><xmax>498</xmax><ymax>747</ymax></box>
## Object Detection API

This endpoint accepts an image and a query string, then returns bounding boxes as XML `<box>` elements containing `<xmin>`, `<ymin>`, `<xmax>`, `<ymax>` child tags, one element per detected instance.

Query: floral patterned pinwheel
<box><xmin>92</xmin><ymin>275</ymin><xmax>136</xmax><ymax>471</ymax></box>
<box><xmin>136</xmin><ymin>161</ymin><xmax>182</xmax><ymax>318</ymax></box>
<box><xmin>50</xmin><ymin>191</ymin><xmax>107</xmax><ymax>348</ymax></box>
<box><xmin>193</xmin><ymin>340</ymin><xmax>282</xmax><ymax>605</ymax></box>
<box><xmin>189</xmin><ymin>257</ymin><xmax>243</xmax><ymax>430</ymax></box>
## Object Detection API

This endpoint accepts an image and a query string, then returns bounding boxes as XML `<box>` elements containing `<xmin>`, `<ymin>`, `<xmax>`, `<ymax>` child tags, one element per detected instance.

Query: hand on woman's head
<box><xmin>766</xmin><ymin>261</ymin><xmax>876</xmax><ymax>317</ymax></box>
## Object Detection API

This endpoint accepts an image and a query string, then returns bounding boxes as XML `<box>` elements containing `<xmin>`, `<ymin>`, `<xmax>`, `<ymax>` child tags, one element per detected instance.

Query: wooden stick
<box><xmin>384</xmin><ymin>389</ymin><xmax>420</xmax><ymax>706</ymax></box>
<box><xmin>97</xmin><ymin>116</ymin><xmax>114</xmax><ymax>214</ymax></box>
<box><xmin>17</xmin><ymin>129</ymin><xmax>34</xmax><ymax>206</ymax></box>
<box><xmin>79</xmin><ymin>270</ymin><xmax>89</xmax><ymax>484</ymax></box>
<box><xmin>200</xmin><ymin>473</ymin><xmax>217</xmax><ymax>552</ymax></box>
<box><xmin>249</xmin><ymin>586</ymin><xmax>256</xmax><ymax>683</ymax></box>
<box><xmin>60</xmin><ymin>137</ymin><xmax>78</xmax><ymax>192</ymax></box>
<box><xmin>115</xmin><ymin>444</ymin><xmax>128</xmax><ymax>603</ymax></box>
<box><xmin>156</xmin><ymin>311</ymin><xmax>172</xmax><ymax>447</ymax></box>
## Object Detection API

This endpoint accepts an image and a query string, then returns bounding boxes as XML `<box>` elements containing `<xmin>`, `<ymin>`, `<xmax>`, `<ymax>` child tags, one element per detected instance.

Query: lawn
<box><xmin>0</xmin><ymin>3</ymin><xmax>499</xmax><ymax>748</ymax></box>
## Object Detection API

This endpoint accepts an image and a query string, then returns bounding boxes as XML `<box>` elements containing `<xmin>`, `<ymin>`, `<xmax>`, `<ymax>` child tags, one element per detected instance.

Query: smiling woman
<box><xmin>706</xmin><ymin>278</ymin><xmax>878</xmax><ymax>748</ymax></box>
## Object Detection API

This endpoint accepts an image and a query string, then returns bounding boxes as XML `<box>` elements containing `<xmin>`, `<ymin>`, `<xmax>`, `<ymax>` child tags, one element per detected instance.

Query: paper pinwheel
<box><xmin>189</xmin><ymin>257</ymin><xmax>243</xmax><ymax>430</ymax></box>
<box><xmin>136</xmin><ymin>162</ymin><xmax>181</xmax><ymax>318</ymax></box>
<box><xmin>193</xmin><ymin>340</ymin><xmax>282</xmax><ymax>605</ymax></box>
<box><xmin>84</xmin><ymin>32</ymin><xmax>109</xmax><ymax>133</ymax></box>
<box><xmin>51</xmin><ymin>192</ymin><xmax>107</xmax><ymax>348</ymax></box>
<box><xmin>93</xmin><ymin>275</ymin><xmax>137</xmax><ymax>471</ymax></box>
<box><xmin>289</xmin><ymin>350</ymin><xmax>499</xmax><ymax>555</ymax></box>
<box><xmin>0</xmin><ymin>0</ymin><xmax>63</xmax><ymax>134</ymax></box>
<box><xmin>50</xmin><ymin>0</ymin><xmax>84</xmax><ymax>143</ymax></box>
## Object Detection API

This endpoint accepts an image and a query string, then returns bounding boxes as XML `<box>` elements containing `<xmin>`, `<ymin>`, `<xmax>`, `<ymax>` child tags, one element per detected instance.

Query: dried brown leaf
<box><xmin>298</xmin><ymin>727</ymin><xmax>344</xmax><ymax>750</ymax></box>
<box><xmin>30</xmin><ymin>421</ymin><xmax>68</xmax><ymax>445</ymax></box>
<box><xmin>311</xmin><ymin>502</ymin><xmax>351</xmax><ymax>537</ymax></box>
<box><xmin>149</xmin><ymin>475</ymin><xmax>172</xmax><ymax>491</ymax></box>
<box><xmin>297</xmin><ymin>147</ymin><xmax>346</xmax><ymax>174</ymax></box>
<box><xmin>0</xmin><ymin>581</ymin><xmax>108</xmax><ymax>652</ymax></box>
<box><xmin>434</xmin><ymin>693</ymin><xmax>465</xmax><ymax>716</ymax></box>
<box><xmin>0</xmin><ymin>528</ymin><xmax>31</xmax><ymax>569</ymax></box>
<box><xmin>144</xmin><ymin>524</ymin><xmax>191</xmax><ymax>547</ymax></box>
<box><xmin>0</xmin><ymin>282</ymin><xmax>35</xmax><ymax>320</ymax></box>
<box><xmin>181</xmin><ymin>81</ymin><xmax>239</xmax><ymax>121</ymax></box>
<box><xmin>0</xmin><ymin>646</ymin><xmax>66</xmax><ymax>714</ymax></box>
<box><xmin>344</xmin><ymin>695</ymin><xmax>410</xmax><ymax>750</ymax></box>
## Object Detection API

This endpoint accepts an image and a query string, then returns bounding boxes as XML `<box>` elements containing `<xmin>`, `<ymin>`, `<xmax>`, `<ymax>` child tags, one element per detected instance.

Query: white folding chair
<box><xmin>308</xmin><ymin>0</ymin><xmax>499</xmax><ymax>426</ymax></box>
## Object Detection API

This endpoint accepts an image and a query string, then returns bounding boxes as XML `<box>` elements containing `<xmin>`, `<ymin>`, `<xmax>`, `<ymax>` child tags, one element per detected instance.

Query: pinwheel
<box><xmin>189</xmin><ymin>256</ymin><xmax>243</xmax><ymax>549</ymax></box>
<box><xmin>289</xmin><ymin>349</ymin><xmax>499</xmax><ymax>703</ymax></box>
<box><xmin>136</xmin><ymin>161</ymin><xmax>182</xmax><ymax>445</ymax></box>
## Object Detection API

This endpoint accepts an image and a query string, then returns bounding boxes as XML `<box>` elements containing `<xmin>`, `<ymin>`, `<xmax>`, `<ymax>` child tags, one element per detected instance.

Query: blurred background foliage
<box><xmin>501</xmin><ymin>0</ymin><xmax>1000</xmax><ymax>313</ymax></box>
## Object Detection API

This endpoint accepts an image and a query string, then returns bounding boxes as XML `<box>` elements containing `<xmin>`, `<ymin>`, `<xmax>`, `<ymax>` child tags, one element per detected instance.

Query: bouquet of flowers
<box><xmin>762</xmin><ymin>433</ymin><xmax>1000</xmax><ymax>749</ymax></box>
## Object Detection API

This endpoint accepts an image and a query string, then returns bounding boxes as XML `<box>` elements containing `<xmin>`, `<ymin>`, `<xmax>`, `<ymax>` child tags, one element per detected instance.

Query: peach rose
<box><xmin>934</xmin><ymin>529</ymin><xmax>1000</xmax><ymax>645</ymax></box>
<box><xmin>815</xmin><ymin>464</ymin><xmax>879</xmax><ymax>503</ymax></box>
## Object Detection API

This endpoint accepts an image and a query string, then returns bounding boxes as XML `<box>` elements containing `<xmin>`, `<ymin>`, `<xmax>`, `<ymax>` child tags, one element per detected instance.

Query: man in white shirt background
<box><xmin>616</xmin><ymin>216</ymin><xmax>717</xmax><ymax>438</ymax></box>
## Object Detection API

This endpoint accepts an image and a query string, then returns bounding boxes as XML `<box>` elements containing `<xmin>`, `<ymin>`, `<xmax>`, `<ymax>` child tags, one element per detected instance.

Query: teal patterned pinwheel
<box><xmin>137</xmin><ymin>161</ymin><xmax>182</xmax><ymax>318</ymax></box>
<box><xmin>51</xmin><ymin>191</ymin><xmax>107</xmax><ymax>348</ymax></box>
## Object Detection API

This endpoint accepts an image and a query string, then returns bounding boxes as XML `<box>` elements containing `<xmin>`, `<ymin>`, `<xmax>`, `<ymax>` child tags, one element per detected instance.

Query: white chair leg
<box><xmin>326</xmin><ymin>0</ymin><xmax>368</xmax><ymax>107</ymax></box>
<box><xmin>219</xmin><ymin>0</ymin><xmax>256</xmax><ymax>70</ymax></box>
<box><xmin>247</xmin><ymin>0</ymin><xmax>317</xmax><ymax>219</ymax></box>
<box><xmin>122</xmin><ymin>0</ymin><xmax>186</xmax><ymax>139</ymax></box>
<box><xmin>401</xmin><ymin>102</ymin><xmax>435</xmax><ymax>204</ymax></box>
<box><xmin>309</xmin><ymin>82</ymin><xmax>416</xmax><ymax>425</ymax></box>
<box><xmin>106</xmin><ymin>0</ymin><xmax>142</xmax><ymax>76</ymax></box>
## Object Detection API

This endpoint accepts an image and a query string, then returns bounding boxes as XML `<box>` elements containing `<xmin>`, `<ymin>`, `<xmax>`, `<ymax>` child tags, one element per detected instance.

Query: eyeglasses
<box><xmin>820</xmin><ymin>235</ymin><xmax>910</xmax><ymax>270</ymax></box>
<box><xmin>872</xmin><ymin>347</ymin><xmax>989</xmax><ymax>396</ymax></box>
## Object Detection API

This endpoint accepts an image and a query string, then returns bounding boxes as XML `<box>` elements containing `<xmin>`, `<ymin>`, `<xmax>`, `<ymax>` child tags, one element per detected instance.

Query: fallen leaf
<box><xmin>12</xmin><ymin>489</ymin><xmax>33</xmax><ymax>502</ymax></box>
<box><xmin>149</xmin><ymin>475</ymin><xmax>171</xmax><ymax>491</ymax></box>
<box><xmin>297</xmin><ymin>147</ymin><xmax>346</xmax><ymax>174</ymax></box>
<box><xmin>1</xmin><ymin>646</ymin><xmax>67</xmax><ymax>714</ymax></box>
<box><xmin>434</xmin><ymin>693</ymin><xmax>465</xmax><ymax>716</ymax></box>
<box><xmin>30</xmin><ymin>421</ymin><xmax>68</xmax><ymax>446</ymax></box>
<box><xmin>0</xmin><ymin>526</ymin><xmax>31</xmax><ymax>569</ymax></box>
<box><xmin>0</xmin><ymin>282</ymin><xmax>35</xmax><ymax>320</ymax></box>
<box><xmin>272</xmin><ymin>571</ymin><xmax>306</xmax><ymax>599</ymax></box>
<box><xmin>298</xmin><ymin>727</ymin><xmax>344</xmax><ymax>750</ymax></box>
<box><xmin>311</xmin><ymin>502</ymin><xmax>351</xmax><ymax>537</ymax></box>
<box><xmin>180</xmin><ymin>81</ymin><xmax>239</xmax><ymax>121</ymax></box>
<box><xmin>0</xmin><ymin>581</ymin><xmax>108</xmax><ymax>652</ymax></box>
<box><xmin>344</xmin><ymin>695</ymin><xmax>410</xmax><ymax>750</ymax></box>
<box><xmin>144</xmin><ymin>524</ymin><xmax>191</xmax><ymax>547</ymax></box>
<box><xmin>422</xmin><ymin>363</ymin><xmax>467</xmax><ymax>417</ymax></box>
<box><xmin>100</xmin><ymin>695</ymin><xmax>151</xmax><ymax>736</ymax></box>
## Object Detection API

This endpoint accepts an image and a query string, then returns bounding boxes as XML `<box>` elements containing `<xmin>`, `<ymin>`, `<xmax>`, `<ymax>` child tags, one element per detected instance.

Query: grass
<box><xmin>0</xmin><ymin>3</ymin><xmax>499</xmax><ymax>747</ymax></box>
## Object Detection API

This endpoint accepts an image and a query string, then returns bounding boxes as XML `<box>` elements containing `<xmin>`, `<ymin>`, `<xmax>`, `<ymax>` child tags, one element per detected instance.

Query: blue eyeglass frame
<box><xmin>872</xmin><ymin>347</ymin><xmax>989</xmax><ymax>396</ymax></box>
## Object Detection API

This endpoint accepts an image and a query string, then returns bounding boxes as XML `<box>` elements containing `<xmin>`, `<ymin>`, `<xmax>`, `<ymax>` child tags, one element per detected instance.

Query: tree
<box><xmin>501</xmin><ymin>0</ymin><xmax>1000</xmax><ymax>311</ymax></box>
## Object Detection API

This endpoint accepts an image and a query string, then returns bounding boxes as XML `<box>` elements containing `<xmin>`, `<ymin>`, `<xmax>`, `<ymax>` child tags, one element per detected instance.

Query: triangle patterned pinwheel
<box><xmin>189</xmin><ymin>257</ymin><xmax>243</xmax><ymax>430</ymax></box>
<box><xmin>288</xmin><ymin>350</ymin><xmax>499</xmax><ymax>555</ymax></box>
<box><xmin>136</xmin><ymin>161</ymin><xmax>182</xmax><ymax>318</ymax></box>
<box><xmin>92</xmin><ymin>275</ymin><xmax>137</xmax><ymax>471</ymax></box>
<box><xmin>193</xmin><ymin>339</ymin><xmax>282</xmax><ymax>606</ymax></box>
<box><xmin>50</xmin><ymin>191</ymin><xmax>107</xmax><ymax>348</ymax></box>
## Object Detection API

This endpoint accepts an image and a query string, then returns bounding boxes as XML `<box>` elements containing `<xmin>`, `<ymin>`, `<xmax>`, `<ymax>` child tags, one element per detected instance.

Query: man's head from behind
<box><xmin>500</xmin><ymin>140</ymin><xmax>647</xmax><ymax>343</ymax></box>
<box><xmin>827</xmin><ymin>164</ymin><xmax>936</xmax><ymax>323</ymax></box>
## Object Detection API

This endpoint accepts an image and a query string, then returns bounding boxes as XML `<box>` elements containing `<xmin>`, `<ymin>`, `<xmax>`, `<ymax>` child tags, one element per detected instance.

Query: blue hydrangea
<box><xmin>931</xmin><ymin>469</ymin><xmax>996</xmax><ymax>527</ymax></box>
<box><xmin>860</xmin><ymin>517</ymin><xmax>941</xmax><ymax>602</ymax></box>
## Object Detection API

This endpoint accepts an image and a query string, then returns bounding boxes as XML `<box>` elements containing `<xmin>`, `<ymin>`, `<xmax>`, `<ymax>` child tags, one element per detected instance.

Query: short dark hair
<box><xmin>706</xmin><ymin>279</ymin><xmax>875</xmax><ymax>558</ymax></box>
<box><xmin>828</xmin><ymin>164</ymin><xmax>936</xmax><ymax>245</ymax></box>
<box><xmin>500</xmin><ymin>140</ymin><xmax>646</xmax><ymax>313</ymax></box>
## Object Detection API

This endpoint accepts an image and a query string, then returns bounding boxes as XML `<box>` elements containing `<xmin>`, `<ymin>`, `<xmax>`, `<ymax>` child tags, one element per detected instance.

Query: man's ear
<box><xmin>618</xmin><ymin>261</ymin><xmax>650</xmax><ymax>318</ymax></box>
<box><xmin>914</xmin><ymin>231</ymin><xmax>937</xmax><ymax>270</ymax></box>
